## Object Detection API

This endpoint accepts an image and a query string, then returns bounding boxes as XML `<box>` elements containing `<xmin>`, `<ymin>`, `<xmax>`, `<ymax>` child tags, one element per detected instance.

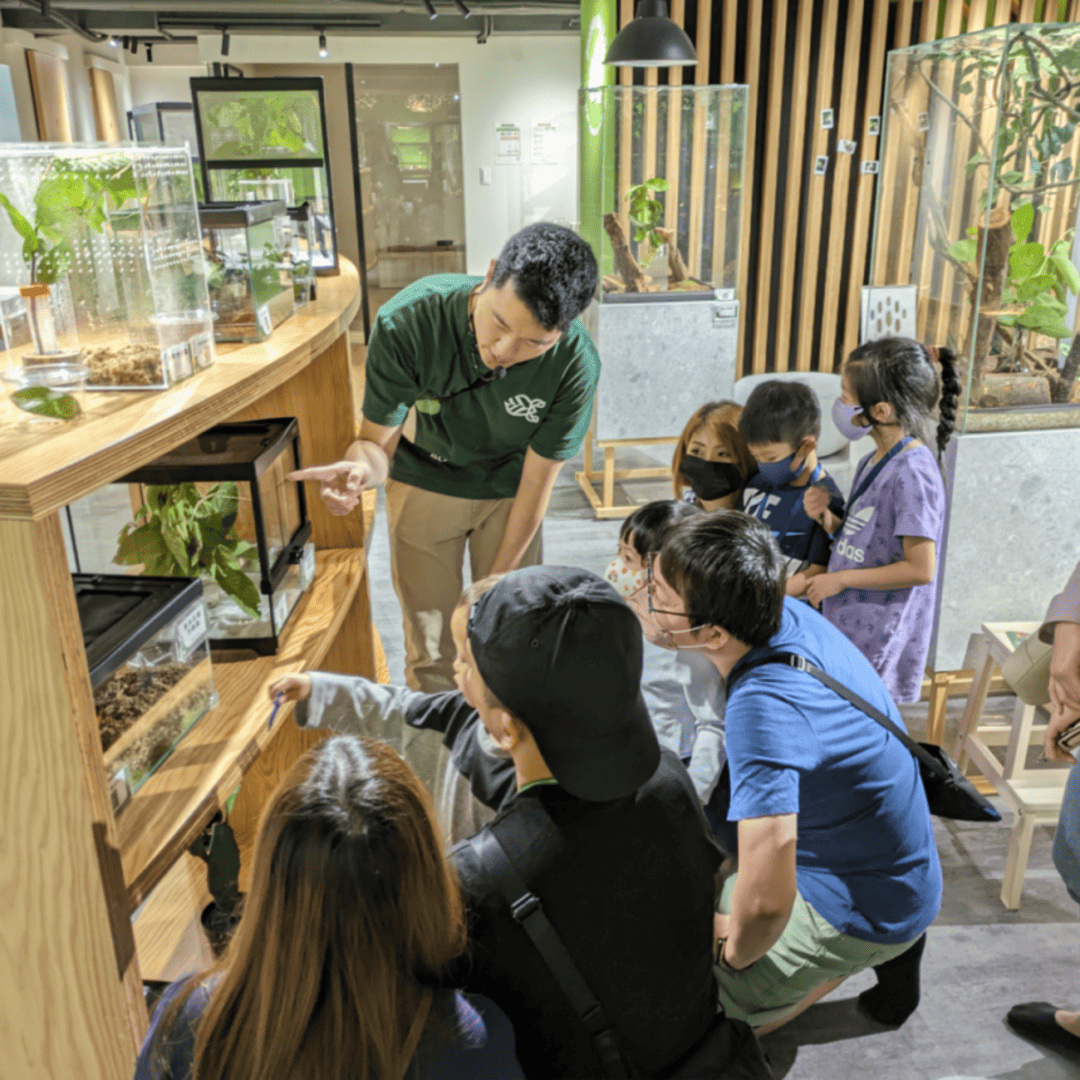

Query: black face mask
<box><xmin>679</xmin><ymin>455</ymin><xmax>743</xmax><ymax>501</ymax></box>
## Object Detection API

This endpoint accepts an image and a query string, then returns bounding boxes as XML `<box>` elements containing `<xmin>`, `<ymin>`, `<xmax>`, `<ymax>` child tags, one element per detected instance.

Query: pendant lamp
<box><xmin>604</xmin><ymin>0</ymin><xmax>697</xmax><ymax>67</ymax></box>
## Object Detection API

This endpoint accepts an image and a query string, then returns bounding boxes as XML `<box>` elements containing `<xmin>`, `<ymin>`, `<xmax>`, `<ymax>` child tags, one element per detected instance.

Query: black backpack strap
<box><xmin>468</xmin><ymin>827</ymin><xmax>630</xmax><ymax>1080</ymax></box>
<box><xmin>726</xmin><ymin>651</ymin><xmax>952</xmax><ymax>783</ymax></box>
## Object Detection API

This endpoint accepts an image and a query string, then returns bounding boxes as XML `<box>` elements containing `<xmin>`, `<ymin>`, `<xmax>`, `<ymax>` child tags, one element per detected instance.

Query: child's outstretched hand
<box><xmin>268</xmin><ymin>673</ymin><xmax>312</xmax><ymax>702</ymax></box>
<box><xmin>803</xmin><ymin>484</ymin><xmax>832</xmax><ymax>526</ymax></box>
<box><xmin>805</xmin><ymin>571</ymin><xmax>847</xmax><ymax>609</ymax></box>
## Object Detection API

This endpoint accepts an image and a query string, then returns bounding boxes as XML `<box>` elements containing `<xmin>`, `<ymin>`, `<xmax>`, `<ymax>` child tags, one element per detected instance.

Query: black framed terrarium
<box><xmin>76</xmin><ymin>574</ymin><xmax>216</xmax><ymax>812</ymax></box>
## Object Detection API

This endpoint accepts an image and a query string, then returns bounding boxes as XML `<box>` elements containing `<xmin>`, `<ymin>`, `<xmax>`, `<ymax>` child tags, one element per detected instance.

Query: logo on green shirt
<box><xmin>504</xmin><ymin>394</ymin><xmax>547</xmax><ymax>424</ymax></box>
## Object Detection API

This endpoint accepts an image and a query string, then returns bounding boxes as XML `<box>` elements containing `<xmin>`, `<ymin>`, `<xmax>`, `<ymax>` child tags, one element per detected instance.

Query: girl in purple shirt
<box><xmin>805</xmin><ymin>338</ymin><xmax>960</xmax><ymax>704</ymax></box>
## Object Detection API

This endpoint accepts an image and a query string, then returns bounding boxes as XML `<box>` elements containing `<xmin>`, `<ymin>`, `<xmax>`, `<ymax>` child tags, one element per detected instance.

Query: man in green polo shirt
<box><xmin>289</xmin><ymin>224</ymin><xmax>599</xmax><ymax>825</ymax></box>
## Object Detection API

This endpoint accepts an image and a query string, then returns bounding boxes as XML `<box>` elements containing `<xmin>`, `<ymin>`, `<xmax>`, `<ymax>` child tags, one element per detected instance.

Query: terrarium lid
<box><xmin>75</xmin><ymin>575</ymin><xmax>205</xmax><ymax>688</ymax></box>
<box><xmin>198</xmin><ymin>200</ymin><xmax>289</xmax><ymax>228</ymax></box>
<box><xmin>288</xmin><ymin>202</ymin><xmax>311</xmax><ymax>222</ymax></box>
<box><xmin>120</xmin><ymin>417</ymin><xmax>300</xmax><ymax>483</ymax></box>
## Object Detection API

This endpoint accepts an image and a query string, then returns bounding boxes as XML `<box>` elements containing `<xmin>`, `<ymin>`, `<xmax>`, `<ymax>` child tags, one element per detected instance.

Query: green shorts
<box><xmin>715</xmin><ymin>873</ymin><xmax>921</xmax><ymax>1028</ymax></box>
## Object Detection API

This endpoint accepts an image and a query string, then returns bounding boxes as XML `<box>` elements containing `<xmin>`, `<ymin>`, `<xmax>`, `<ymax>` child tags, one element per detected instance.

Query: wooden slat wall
<box><xmin>617</xmin><ymin>0</ymin><xmax>1080</xmax><ymax>375</ymax></box>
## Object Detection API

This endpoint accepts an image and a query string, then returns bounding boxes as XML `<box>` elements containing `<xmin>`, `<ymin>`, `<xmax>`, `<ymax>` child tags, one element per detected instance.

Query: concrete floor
<box><xmin>365</xmin><ymin>443</ymin><xmax>1080</xmax><ymax>1080</ymax></box>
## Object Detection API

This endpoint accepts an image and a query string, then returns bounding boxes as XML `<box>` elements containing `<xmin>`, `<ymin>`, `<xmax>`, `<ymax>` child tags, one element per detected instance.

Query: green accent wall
<box><xmin>580</xmin><ymin>0</ymin><xmax>617</xmax><ymax>276</ymax></box>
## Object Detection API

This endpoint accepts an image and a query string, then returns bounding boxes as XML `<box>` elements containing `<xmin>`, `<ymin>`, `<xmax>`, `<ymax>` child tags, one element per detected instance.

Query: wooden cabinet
<box><xmin>0</xmin><ymin>262</ymin><xmax>375</xmax><ymax>1079</ymax></box>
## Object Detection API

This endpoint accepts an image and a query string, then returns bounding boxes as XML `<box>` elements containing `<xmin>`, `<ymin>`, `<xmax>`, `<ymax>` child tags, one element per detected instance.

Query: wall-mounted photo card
<box><xmin>814</xmin><ymin>155</ymin><xmax>829</xmax><ymax>175</ymax></box>
<box><xmin>917</xmin><ymin>111</ymin><xmax>930</xmax><ymax>132</ymax></box>
<box><xmin>821</xmin><ymin>108</ymin><xmax>834</xmax><ymax>129</ymax></box>
<box><xmin>837</xmin><ymin>139</ymin><xmax>857</xmax><ymax>155</ymax></box>
<box><xmin>868</xmin><ymin>115</ymin><xmax>881</xmax><ymax>136</ymax></box>
<box><xmin>861</xmin><ymin>160</ymin><xmax>880</xmax><ymax>174</ymax></box>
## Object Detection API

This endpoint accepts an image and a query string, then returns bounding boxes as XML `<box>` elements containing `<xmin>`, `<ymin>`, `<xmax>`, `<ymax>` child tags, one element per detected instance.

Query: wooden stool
<box><xmin>574</xmin><ymin>431</ymin><xmax>678</xmax><ymax>520</ymax></box>
<box><xmin>953</xmin><ymin>621</ymin><xmax>1068</xmax><ymax>909</ymax></box>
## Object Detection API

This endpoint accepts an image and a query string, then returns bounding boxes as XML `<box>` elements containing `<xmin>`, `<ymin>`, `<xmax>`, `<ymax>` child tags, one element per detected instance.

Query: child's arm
<box><xmin>785</xmin><ymin>564</ymin><xmax>826</xmax><ymax>597</ymax></box>
<box><xmin>805</xmin><ymin>536</ymin><xmax>936</xmax><ymax>607</ymax></box>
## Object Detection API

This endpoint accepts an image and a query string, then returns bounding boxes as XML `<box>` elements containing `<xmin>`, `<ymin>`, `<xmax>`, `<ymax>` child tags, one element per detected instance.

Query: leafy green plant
<box><xmin>10</xmin><ymin>385</ymin><xmax>80</xmax><ymax>420</ymax></box>
<box><xmin>114</xmin><ymin>482</ymin><xmax>262</xmax><ymax>617</ymax></box>
<box><xmin>0</xmin><ymin>157</ymin><xmax>137</xmax><ymax>352</ymax></box>
<box><xmin>625</xmin><ymin>177</ymin><xmax>669</xmax><ymax>268</ymax></box>
<box><xmin>203</xmin><ymin>93</ymin><xmax>321</xmax><ymax>161</ymax></box>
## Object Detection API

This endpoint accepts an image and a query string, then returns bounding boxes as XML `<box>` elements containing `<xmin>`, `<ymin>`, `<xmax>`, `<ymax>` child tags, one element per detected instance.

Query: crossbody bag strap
<box><xmin>468</xmin><ymin>827</ymin><xmax>630</xmax><ymax>1080</ymax></box>
<box><xmin>727</xmin><ymin>652</ymin><xmax>952</xmax><ymax>782</ymax></box>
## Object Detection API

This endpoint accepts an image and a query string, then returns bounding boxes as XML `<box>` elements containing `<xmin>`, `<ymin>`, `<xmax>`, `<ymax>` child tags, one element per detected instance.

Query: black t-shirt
<box><xmin>742</xmin><ymin>470</ymin><xmax>846</xmax><ymax>573</ymax></box>
<box><xmin>406</xmin><ymin>692</ymin><xmax>724</xmax><ymax>1080</ymax></box>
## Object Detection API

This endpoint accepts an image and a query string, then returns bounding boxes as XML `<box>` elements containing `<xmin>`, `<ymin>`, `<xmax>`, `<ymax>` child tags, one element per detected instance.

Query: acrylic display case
<box><xmin>199</xmin><ymin>201</ymin><xmax>295</xmax><ymax>342</ymax></box>
<box><xmin>0</xmin><ymin>143</ymin><xmax>215</xmax><ymax>391</ymax></box>
<box><xmin>872</xmin><ymin>23</ymin><xmax>1080</xmax><ymax>432</ymax></box>
<box><xmin>192</xmin><ymin>78</ymin><xmax>338</xmax><ymax>273</ymax></box>
<box><xmin>580</xmin><ymin>84</ymin><xmax>747</xmax><ymax>303</ymax></box>
<box><xmin>288</xmin><ymin>202</ymin><xmax>316</xmax><ymax>306</ymax></box>
<box><xmin>77</xmin><ymin>574</ymin><xmax>216</xmax><ymax>812</ymax></box>
<box><xmin>129</xmin><ymin>102</ymin><xmax>204</xmax><ymax>200</ymax></box>
<box><xmin>66</xmin><ymin>418</ymin><xmax>315</xmax><ymax>655</ymax></box>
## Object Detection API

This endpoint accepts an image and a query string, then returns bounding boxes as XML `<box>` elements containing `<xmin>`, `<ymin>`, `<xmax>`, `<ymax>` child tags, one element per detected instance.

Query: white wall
<box><xmin>196</xmin><ymin>33</ymin><xmax>580</xmax><ymax>274</ymax></box>
<box><xmin>128</xmin><ymin>66</ymin><xmax>205</xmax><ymax>109</ymax></box>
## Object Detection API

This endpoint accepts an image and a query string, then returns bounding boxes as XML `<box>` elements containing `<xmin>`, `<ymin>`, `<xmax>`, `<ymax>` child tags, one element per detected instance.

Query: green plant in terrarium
<box><xmin>625</xmin><ymin>177</ymin><xmax>669</xmax><ymax>268</ymax></box>
<box><xmin>203</xmin><ymin>93</ymin><xmax>321</xmax><ymax>160</ymax></box>
<box><xmin>114</xmin><ymin>482</ymin><xmax>262</xmax><ymax>617</ymax></box>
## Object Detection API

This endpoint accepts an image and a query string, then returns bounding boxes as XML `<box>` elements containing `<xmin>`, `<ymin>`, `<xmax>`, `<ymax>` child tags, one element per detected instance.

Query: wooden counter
<box><xmin>0</xmin><ymin>260</ymin><xmax>374</xmax><ymax>1080</ymax></box>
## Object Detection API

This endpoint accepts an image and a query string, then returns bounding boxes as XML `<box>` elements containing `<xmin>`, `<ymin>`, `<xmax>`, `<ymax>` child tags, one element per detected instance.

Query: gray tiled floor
<box><xmin>365</xmin><ymin>444</ymin><xmax>1080</xmax><ymax>1080</ymax></box>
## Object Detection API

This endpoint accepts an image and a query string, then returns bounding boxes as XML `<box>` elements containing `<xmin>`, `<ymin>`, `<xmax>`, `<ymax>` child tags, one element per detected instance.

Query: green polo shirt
<box><xmin>362</xmin><ymin>274</ymin><xmax>600</xmax><ymax>500</ymax></box>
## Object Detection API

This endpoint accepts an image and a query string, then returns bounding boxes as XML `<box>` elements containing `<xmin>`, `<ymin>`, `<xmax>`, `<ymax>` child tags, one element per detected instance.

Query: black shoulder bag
<box><xmin>466</xmin><ymin>827</ymin><xmax>774</xmax><ymax>1080</ymax></box>
<box><xmin>727</xmin><ymin>652</ymin><xmax>1000</xmax><ymax>823</ymax></box>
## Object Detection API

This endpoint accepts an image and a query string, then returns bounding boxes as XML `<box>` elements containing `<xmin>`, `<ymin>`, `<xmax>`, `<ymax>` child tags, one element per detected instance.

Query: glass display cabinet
<box><xmin>580</xmin><ymin>84</ymin><xmax>747</xmax><ymax>303</ymax></box>
<box><xmin>288</xmin><ymin>202</ymin><xmax>316</xmax><ymax>306</ymax></box>
<box><xmin>872</xmin><ymin>23</ymin><xmax>1080</xmax><ymax>431</ymax></box>
<box><xmin>191</xmin><ymin>78</ymin><xmax>338</xmax><ymax>274</ymax></box>
<box><xmin>0</xmin><ymin>143</ymin><xmax>215</xmax><ymax>391</ymax></box>
<box><xmin>199</xmin><ymin>201</ymin><xmax>295</xmax><ymax>342</ymax></box>
<box><xmin>77</xmin><ymin>574</ymin><xmax>216</xmax><ymax>812</ymax></box>
<box><xmin>66</xmin><ymin>418</ymin><xmax>315</xmax><ymax>655</ymax></box>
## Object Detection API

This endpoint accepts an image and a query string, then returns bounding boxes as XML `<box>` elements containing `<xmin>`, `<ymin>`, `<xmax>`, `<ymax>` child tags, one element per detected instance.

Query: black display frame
<box><xmin>190</xmin><ymin>76</ymin><xmax>339</xmax><ymax>276</ymax></box>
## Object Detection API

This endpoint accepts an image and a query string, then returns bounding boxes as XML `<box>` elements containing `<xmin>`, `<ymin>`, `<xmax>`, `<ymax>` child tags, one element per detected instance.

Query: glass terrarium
<box><xmin>65</xmin><ymin>418</ymin><xmax>314</xmax><ymax>655</ymax></box>
<box><xmin>200</xmin><ymin>201</ymin><xmax>295</xmax><ymax>342</ymax></box>
<box><xmin>191</xmin><ymin>78</ymin><xmax>338</xmax><ymax>274</ymax></box>
<box><xmin>0</xmin><ymin>143</ymin><xmax>215</xmax><ymax>391</ymax></box>
<box><xmin>872</xmin><ymin>23</ymin><xmax>1080</xmax><ymax>432</ymax></box>
<box><xmin>288</xmin><ymin>203</ymin><xmax>316</xmax><ymax>306</ymax></box>
<box><xmin>580</xmin><ymin>84</ymin><xmax>748</xmax><ymax>304</ymax></box>
<box><xmin>76</xmin><ymin>574</ymin><xmax>216</xmax><ymax>812</ymax></box>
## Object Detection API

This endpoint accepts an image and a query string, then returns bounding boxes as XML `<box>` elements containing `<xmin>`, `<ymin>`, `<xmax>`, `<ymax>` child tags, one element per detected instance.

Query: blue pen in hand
<box><xmin>268</xmin><ymin>691</ymin><xmax>285</xmax><ymax>731</ymax></box>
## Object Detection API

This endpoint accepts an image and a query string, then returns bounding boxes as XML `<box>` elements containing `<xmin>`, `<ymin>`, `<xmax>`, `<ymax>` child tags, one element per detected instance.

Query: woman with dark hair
<box><xmin>134</xmin><ymin>735</ymin><xmax>524</xmax><ymax>1080</ymax></box>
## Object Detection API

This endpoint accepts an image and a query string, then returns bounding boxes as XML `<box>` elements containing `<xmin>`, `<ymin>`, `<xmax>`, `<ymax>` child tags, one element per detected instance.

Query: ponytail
<box><xmin>933</xmin><ymin>345</ymin><xmax>960</xmax><ymax>460</ymax></box>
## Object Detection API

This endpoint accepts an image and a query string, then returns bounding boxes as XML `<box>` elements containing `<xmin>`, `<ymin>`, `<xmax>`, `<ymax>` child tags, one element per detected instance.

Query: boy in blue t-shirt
<box><xmin>738</xmin><ymin>380</ymin><xmax>845</xmax><ymax>598</ymax></box>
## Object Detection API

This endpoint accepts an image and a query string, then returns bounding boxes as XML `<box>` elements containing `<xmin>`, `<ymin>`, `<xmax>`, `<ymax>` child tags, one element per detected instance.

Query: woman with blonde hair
<box><xmin>135</xmin><ymin>735</ymin><xmax>524</xmax><ymax>1080</ymax></box>
<box><xmin>671</xmin><ymin>400</ymin><xmax>756</xmax><ymax>511</ymax></box>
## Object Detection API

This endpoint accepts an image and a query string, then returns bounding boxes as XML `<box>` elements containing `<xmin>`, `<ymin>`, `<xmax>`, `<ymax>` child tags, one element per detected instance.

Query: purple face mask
<box><xmin>832</xmin><ymin>398</ymin><xmax>870</xmax><ymax>441</ymax></box>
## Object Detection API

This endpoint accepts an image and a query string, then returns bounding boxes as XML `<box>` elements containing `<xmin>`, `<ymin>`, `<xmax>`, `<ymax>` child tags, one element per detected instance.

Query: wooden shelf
<box><xmin>0</xmin><ymin>261</ymin><xmax>362</xmax><ymax>522</ymax></box>
<box><xmin>118</xmin><ymin>547</ymin><xmax>367</xmax><ymax>910</ymax></box>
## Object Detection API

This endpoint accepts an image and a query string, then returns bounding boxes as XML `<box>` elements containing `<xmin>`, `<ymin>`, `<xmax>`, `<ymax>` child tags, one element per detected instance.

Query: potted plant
<box><xmin>188</xmin><ymin>816</ymin><xmax>243</xmax><ymax>957</ymax></box>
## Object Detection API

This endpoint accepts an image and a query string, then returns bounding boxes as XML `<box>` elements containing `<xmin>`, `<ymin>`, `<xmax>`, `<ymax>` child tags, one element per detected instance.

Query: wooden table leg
<box><xmin>602</xmin><ymin>445</ymin><xmax>615</xmax><ymax>510</ymax></box>
<box><xmin>954</xmin><ymin>636</ymin><xmax>993</xmax><ymax>769</ymax></box>
<box><xmin>1001</xmin><ymin>811</ymin><xmax>1036</xmax><ymax>911</ymax></box>
<box><xmin>1003</xmin><ymin>698</ymin><xmax>1038</xmax><ymax>780</ymax></box>
<box><xmin>926</xmin><ymin>670</ymin><xmax>955</xmax><ymax>747</ymax></box>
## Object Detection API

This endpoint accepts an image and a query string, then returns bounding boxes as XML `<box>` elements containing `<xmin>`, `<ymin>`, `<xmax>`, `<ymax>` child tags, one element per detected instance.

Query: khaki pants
<box><xmin>385</xmin><ymin>478</ymin><xmax>543</xmax><ymax>842</ymax></box>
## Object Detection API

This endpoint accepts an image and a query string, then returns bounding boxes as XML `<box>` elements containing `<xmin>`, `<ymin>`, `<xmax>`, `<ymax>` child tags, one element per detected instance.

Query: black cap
<box><xmin>467</xmin><ymin>565</ymin><xmax>660</xmax><ymax>801</ymax></box>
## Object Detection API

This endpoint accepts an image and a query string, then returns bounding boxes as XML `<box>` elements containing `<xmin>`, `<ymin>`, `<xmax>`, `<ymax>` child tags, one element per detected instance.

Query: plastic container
<box><xmin>2</xmin><ymin>361</ymin><xmax>88</xmax><ymax>423</ymax></box>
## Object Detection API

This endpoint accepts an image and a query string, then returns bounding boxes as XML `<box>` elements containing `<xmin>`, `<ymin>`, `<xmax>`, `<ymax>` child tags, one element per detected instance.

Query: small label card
<box><xmin>837</xmin><ymin>139</ymin><xmax>857</xmax><ymax>155</ymax></box>
<box><xmin>917</xmin><ymin>111</ymin><xmax>930</xmax><ymax>132</ymax></box>
<box><xmin>821</xmin><ymin>108</ymin><xmax>835</xmax><ymax>129</ymax></box>
<box><xmin>868</xmin><ymin>115</ymin><xmax>881</xmax><ymax>136</ymax></box>
<box><xmin>814</xmin><ymin>155</ymin><xmax>830</xmax><ymax>176</ymax></box>
<box><xmin>861</xmin><ymin>160</ymin><xmax>880</xmax><ymax>174</ymax></box>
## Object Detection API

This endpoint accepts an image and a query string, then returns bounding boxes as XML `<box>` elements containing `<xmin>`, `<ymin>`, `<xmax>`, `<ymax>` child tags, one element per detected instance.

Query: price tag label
<box><xmin>176</xmin><ymin>602</ymin><xmax>209</xmax><ymax>656</ymax></box>
<box><xmin>273</xmin><ymin>592</ymin><xmax>289</xmax><ymax>634</ymax></box>
<box><xmin>163</xmin><ymin>341</ymin><xmax>193</xmax><ymax>384</ymax></box>
<box><xmin>256</xmin><ymin>304</ymin><xmax>273</xmax><ymax>338</ymax></box>
<box><xmin>299</xmin><ymin>543</ymin><xmax>316</xmax><ymax>589</ymax></box>
<box><xmin>190</xmin><ymin>331</ymin><xmax>214</xmax><ymax>371</ymax></box>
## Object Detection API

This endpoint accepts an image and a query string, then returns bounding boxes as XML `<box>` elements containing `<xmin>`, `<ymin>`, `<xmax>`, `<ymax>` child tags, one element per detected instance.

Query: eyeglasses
<box><xmin>644</xmin><ymin>554</ymin><xmax>710</xmax><ymax>633</ymax></box>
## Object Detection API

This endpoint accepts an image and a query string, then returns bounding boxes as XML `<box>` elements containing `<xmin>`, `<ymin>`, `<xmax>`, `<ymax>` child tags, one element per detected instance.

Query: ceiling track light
<box><xmin>129</xmin><ymin>36</ymin><xmax>139</xmax><ymax>54</ymax></box>
<box><xmin>453</xmin><ymin>0</ymin><xmax>471</xmax><ymax>16</ymax></box>
<box><xmin>109</xmin><ymin>35</ymin><xmax>120</xmax><ymax>47</ymax></box>
<box><xmin>423</xmin><ymin>0</ymin><xmax>438</xmax><ymax>19</ymax></box>
<box><xmin>145</xmin><ymin>42</ymin><xmax>153</xmax><ymax>62</ymax></box>
<box><xmin>476</xmin><ymin>14</ymin><xmax>491</xmax><ymax>42</ymax></box>
<box><xmin>318</xmin><ymin>30</ymin><xmax>328</xmax><ymax>58</ymax></box>
<box><xmin>221</xmin><ymin>28</ymin><xmax>230</xmax><ymax>57</ymax></box>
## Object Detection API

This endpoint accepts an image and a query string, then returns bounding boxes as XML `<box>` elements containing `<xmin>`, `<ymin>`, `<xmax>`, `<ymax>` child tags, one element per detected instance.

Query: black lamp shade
<box><xmin>604</xmin><ymin>0</ymin><xmax>697</xmax><ymax>67</ymax></box>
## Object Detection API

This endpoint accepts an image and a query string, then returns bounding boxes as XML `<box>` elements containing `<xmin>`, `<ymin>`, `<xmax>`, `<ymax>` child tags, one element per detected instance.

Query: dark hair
<box><xmin>491</xmin><ymin>222</ymin><xmax>599</xmax><ymax>332</ymax></box>
<box><xmin>619</xmin><ymin>500</ymin><xmax>702</xmax><ymax>558</ymax></box>
<box><xmin>152</xmin><ymin>736</ymin><xmax>466</xmax><ymax>1080</ymax></box>
<box><xmin>671</xmin><ymin>400</ymin><xmax>757</xmax><ymax>497</ymax></box>
<box><xmin>737</xmin><ymin>380</ymin><xmax>821</xmax><ymax>447</ymax></box>
<box><xmin>844</xmin><ymin>337</ymin><xmax>961</xmax><ymax>459</ymax></box>
<box><xmin>659</xmin><ymin>511</ymin><xmax>785</xmax><ymax>648</ymax></box>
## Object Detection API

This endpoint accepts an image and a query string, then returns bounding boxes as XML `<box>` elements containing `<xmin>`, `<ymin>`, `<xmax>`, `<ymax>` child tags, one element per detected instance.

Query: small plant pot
<box><xmin>200</xmin><ymin>897</ymin><xmax>244</xmax><ymax>958</ymax></box>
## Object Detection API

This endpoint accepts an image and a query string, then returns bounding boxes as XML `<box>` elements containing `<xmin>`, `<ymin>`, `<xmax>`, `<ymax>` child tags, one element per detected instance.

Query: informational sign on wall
<box><xmin>495</xmin><ymin>122</ymin><xmax>522</xmax><ymax>164</ymax></box>
<box><xmin>531</xmin><ymin>120</ymin><xmax>560</xmax><ymax>165</ymax></box>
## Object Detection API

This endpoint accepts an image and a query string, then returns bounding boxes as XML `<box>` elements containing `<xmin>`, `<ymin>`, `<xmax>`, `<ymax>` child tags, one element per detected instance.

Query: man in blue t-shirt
<box><xmin>643</xmin><ymin>510</ymin><xmax>941</xmax><ymax>1034</ymax></box>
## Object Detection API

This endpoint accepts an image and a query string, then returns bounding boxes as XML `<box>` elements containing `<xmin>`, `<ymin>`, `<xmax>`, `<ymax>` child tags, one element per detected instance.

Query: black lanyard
<box><xmin>848</xmin><ymin>436</ymin><xmax>914</xmax><ymax>508</ymax></box>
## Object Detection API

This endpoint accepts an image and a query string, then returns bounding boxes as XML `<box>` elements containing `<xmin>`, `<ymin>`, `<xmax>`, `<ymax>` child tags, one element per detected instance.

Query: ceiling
<box><xmin>0</xmin><ymin>0</ymin><xmax>581</xmax><ymax>43</ymax></box>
